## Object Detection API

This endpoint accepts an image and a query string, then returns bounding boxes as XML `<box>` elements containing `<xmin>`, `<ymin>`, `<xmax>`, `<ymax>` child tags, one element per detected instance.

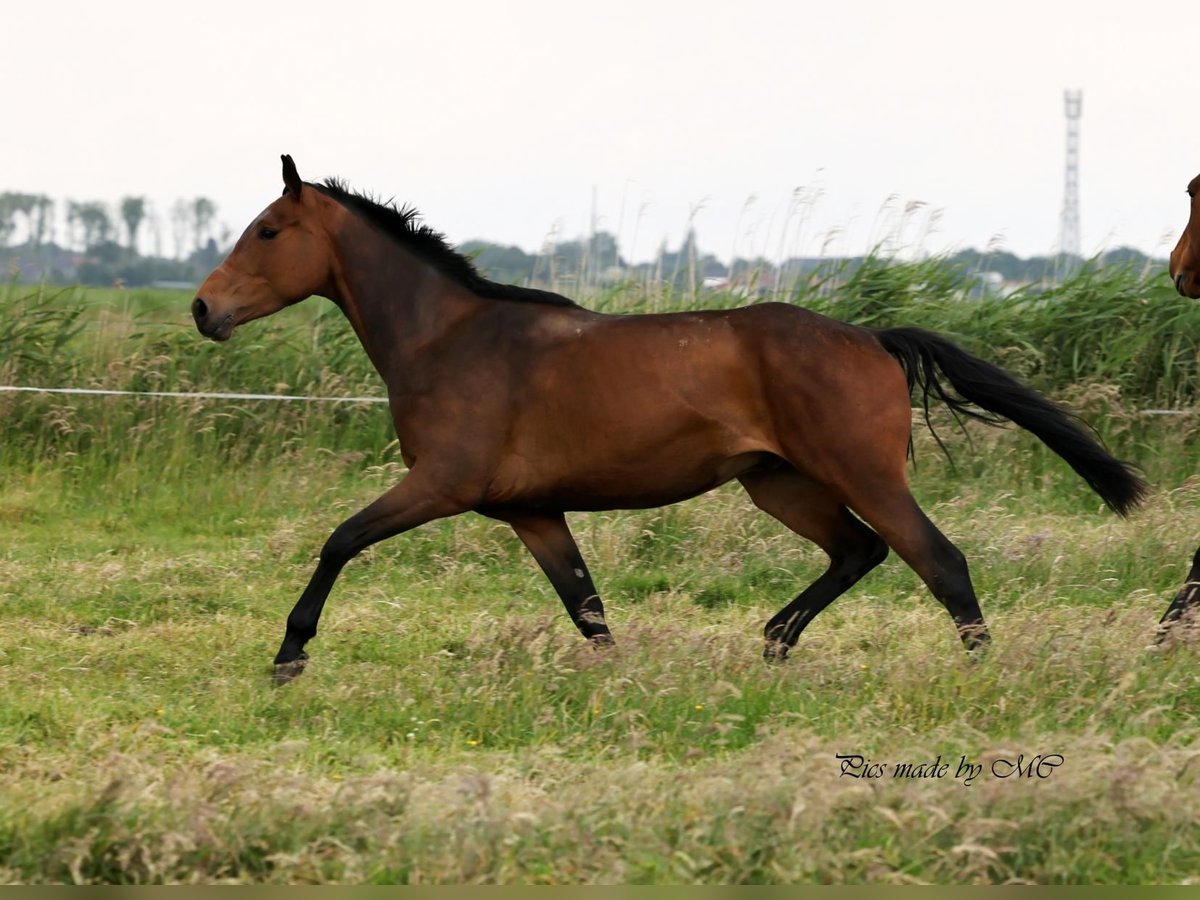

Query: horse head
<box><xmin>193</xmin><ymin>155</ymin><xmax>339</xmax><ymax>341</ymax></box>
<box><xmin>1169</xmin><ymin>174</ymin><xmax>1200</xmax><ymax>299</ymax></box>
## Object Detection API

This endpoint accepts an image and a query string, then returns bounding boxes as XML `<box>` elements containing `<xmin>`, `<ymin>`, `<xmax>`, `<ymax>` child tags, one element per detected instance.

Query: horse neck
<box><xmin>324</xmin><ymin>220</ymin><xmax>484</xmax><ymax>383</ymax></box>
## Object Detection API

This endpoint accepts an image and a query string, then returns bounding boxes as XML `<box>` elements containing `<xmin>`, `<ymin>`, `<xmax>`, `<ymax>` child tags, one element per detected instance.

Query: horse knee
<box><xmin>320</xmin><ymin>526</ymin><xmax>360</xmax><ymax>568</ymax></box>
<box><xmin>863</xmin><ymin>531</ymin><xmax>889</xmax><ymax>570</ymax></box>
<box><xmin>832</xmin><ymin>529</ymin><xmax>888</xmax><ymax>580</ymax></box>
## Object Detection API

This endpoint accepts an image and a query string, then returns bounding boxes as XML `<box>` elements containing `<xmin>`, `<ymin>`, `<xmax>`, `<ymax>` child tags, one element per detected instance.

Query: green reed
<box><xmin>3</xmin><ymin>256</ymin><xmax>1195</xmax><ymax>492</ymax></box>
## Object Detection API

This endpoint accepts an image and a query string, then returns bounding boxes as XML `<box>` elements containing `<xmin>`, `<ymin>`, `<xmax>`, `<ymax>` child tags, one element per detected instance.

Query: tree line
<box><xmin>462</xmin><ymin>231</ymin><xmax>1166</xmax><ymax>298</ymax></box>
<box><xmin>0</xmin><ymin>192</ymin><xmax>228</xmax><ymax>287</ymax></box>
<box><xmin>0</xmin><ymin>192</ymin><xmax>226</xmax><ymax>258</ymax></box>
<box><xmin>0</xmin><ymin>188</ymin><xmax>1166</xmax><ymax>292</ymax></box>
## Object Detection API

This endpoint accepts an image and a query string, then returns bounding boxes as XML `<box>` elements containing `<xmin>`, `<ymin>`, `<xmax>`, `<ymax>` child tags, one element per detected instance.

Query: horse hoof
<box><xmin>1153</xmin><ymin>620</ymin><xmax>1197</xmax><ymax>651</ymax></box>
<box><xmin>763</xmin><ymin>640</ymin><xmax>789</xmax><ymax>664</ymax></box>
<box><xmin>589</xmin><ymin>634</ymin><xmax>615</xmax><ymax>650</ymax></box>
<box><xmin>272</xmin><ymin>653</ymin><xmax>309</xmax><ymax>685</ymax></box>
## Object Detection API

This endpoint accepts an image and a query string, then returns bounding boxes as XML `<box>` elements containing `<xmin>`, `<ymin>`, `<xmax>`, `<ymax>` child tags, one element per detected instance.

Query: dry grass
<box><xmin>1</xmin><ymin>457</ymin><xmax>1199</xmax><ymax>882</ymax></box>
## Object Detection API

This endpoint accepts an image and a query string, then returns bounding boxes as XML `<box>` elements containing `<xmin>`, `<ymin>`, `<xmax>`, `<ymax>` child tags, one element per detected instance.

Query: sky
<box><xmin>3</xmin><ymin>0</ymin><xmax>1196</xmax><ymax>265</ymax></box>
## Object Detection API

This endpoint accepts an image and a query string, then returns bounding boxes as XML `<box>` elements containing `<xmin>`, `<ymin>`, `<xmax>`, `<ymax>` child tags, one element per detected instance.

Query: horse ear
<box><xmin>281</xmin><ymin>154</ymin><xmax>303</xmax><ymax>199</ymax></box>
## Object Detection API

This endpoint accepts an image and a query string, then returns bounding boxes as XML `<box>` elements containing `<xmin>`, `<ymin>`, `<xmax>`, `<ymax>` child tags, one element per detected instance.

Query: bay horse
<box><xmin>193</xmin><ymin>156</ymin><xmax>1146</xmax><ymax>682</ymax></box>
<box><xmin>1159</xmin><ymin>172</ymin><xmax>1200</xmax><ymax>637</ymax></box>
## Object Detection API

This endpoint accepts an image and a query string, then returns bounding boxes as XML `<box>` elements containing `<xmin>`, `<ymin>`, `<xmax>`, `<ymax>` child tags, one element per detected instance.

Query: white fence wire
<box><xmin>0</xmin><ymin>384</ymin><xmax>1193</xmax><ymax>416</ymax></box>
<box><xmin>0</xmin><ymin>385</ymin><xmax>389</xmax><ymax>404</ymax></box>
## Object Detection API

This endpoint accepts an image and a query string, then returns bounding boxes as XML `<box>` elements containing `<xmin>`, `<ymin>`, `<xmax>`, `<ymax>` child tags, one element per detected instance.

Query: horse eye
<box><xmin>259</xmin><ymin>226</ymin><xmax>279</xmax><ymax>240</ymax></box>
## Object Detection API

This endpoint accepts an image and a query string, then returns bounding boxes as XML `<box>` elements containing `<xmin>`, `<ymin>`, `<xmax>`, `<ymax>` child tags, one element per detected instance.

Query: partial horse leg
<box><xmin>502</xmin><ymin>512</ymin><xmax>614</xmax><ymax>645</ymax></box>
<box><xmin>842</xmin><ymin>481</ymin><xmax>990</xmax><ymax>652</ymax></box>
<box><xmin>738</xmin><ymin>468</ymin><xmax>889</xmax><ymax>661</ymax></box>
<box><xmin>1157</xmin><ymin>545</ymin><xmax>1200</xmax><ymax>642</ymax></box>
<box><xmin>273</xmin><ymin>474</ymin><xmax>463</xmax><ymax>682</ymax></box>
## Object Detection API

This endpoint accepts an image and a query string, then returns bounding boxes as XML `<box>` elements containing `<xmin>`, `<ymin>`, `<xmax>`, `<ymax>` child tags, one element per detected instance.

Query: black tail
<box><xmin>875</xmin><ymin>326</ymin><xmax>1147</xmax><ymax>517</ymax></box>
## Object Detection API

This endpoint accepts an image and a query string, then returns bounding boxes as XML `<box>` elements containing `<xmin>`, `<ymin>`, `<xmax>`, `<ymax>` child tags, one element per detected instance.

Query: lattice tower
<box><xmin>1059</xmin><ymin>89</ymin><xmax>1082</xmax><ymax>258</ymax></box>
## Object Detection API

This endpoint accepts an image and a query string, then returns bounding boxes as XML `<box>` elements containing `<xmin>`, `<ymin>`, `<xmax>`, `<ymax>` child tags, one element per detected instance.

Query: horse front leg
<box><xmin>501</xmin><ymin>512</ymin><xmax>614</xmax><ymax>646</ymax></box>
<box><xmin>273</xmin><ymin>473</ymin><xmax>466</xmax><ymax>683</ymax></box>
<box><xmin>1157</xmin><ymin>545</ymin><xmax>1200</xmax><ymax>644</ymax></box>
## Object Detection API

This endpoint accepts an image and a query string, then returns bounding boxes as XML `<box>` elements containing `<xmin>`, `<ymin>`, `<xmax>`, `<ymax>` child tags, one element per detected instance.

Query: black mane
<box><xmin>313</xmin><ymin>179</ymin><xmax>578</xmax><ymax>308</ymax></box>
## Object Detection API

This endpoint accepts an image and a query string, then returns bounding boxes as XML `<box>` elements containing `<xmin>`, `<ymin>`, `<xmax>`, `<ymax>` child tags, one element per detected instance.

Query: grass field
<box><xmin>1</xmin><ymin>271</ymin><xmax>1199</xmax><ymax>883</ymax></box>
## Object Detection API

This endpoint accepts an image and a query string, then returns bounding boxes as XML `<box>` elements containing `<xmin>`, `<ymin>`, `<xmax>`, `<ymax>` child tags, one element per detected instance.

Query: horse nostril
<box><xmin>192</xmin><ymin>297</ymin><xmax>208</xmax><ymax>321</ymax></box>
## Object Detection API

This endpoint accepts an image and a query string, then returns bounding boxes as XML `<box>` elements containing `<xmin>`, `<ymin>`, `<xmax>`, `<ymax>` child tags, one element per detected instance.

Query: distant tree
<box><xmin>0</xmin><ymin>192</ymin><xmax>47</xmax><ymax>246</ymax></box>
<box><xmin>170</xmin><ymin>199</ymin><xmax>191</xmax><ymax>260</ymax></box>
<box><xmin>536</xmin><ymin>231</ymin><xmax>625</xmax><ymax>286</ymax></box>
<box><xmin>0</xmin><ymin>192</ymin><xmax>40</xmax><ymax>246</ymax></box>
<box><xmin>549</xmin><ymin>238</ymin><xmax>586</xmax><ymax>276</ymax></box>
<box><xmin>66</xmin><ymin>201</ymin><xmax>114</xmax><ymax>251</ymax></box>
<box><xmin>66</xmin><ymin>201</ymin><xmax>81</xmax><ymax>250</ymax></box>
<box><xmin>74</xmin><ymin>202</ymin><xmax>113</xmax><ymax>250</ymax></box>
<box><xmin>146</xmin><ymin>205</ymin><xmax>163</xmax><ymax>258</ymax></box>
<box><xmin>949</xmin><ymin>248</ymin><xmax>1025</xmax><ymax>282</ymax></box>
<box><xmin>587</xmin><ymin>231</ymin><xmax>622</xmax><ymax>274</ymax></box>
<box><xmin>460</xmin><ymin>241</ymin><xmax>537</xmax><ymax>284</ymax></box>
<box><xmin>0</xmin><ymin>193</ymin><xmax>16</xmax><ymax>247</ymax></box>
<box><xmin>26</xmin><ymin>195</ymin><xmax>53</xmax><ymax>247</ymax></box>
<box><xmin>1100</xmin><ymin>246</ymin><xmax>1154</xmax><ymax>269</ymax></box>
<box><xmin>188</xmin><ymin>237</ymin><xmax>222</xmax><ymax>270</ymax></box>
<box><xmin>653</xmin><ymin>238</ymin><xmax>668</xmax><ymax>284</ymax></box>
<box><xmin>697</xmin><ymin>253</ymin><xmax>727</xmax><ymax>278</ymax></box>
<box><xmin>658</xmin><ymin>227</ymin><xmax>700</xmax><ymax>294</ymax></box>
<box><xmin>89</xmin><ymin>239</ymin><xmax>123</xmax><ymax>264</ymax></box>
<box><xmin>120</xmin><ymin>196</ymin><xmax>146</xmax><ymax>255</ymax></box>
<box><xmin>191</xmin><ymin>197</ymin><xmax>216</xmax><ymax>250</ymax></box>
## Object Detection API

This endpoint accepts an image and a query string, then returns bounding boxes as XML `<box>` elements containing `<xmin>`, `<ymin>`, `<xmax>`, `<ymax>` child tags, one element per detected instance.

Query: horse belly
<box><xmin>484</xmin><ymin>419</ymin><xmax>774</xmax><ymax>512</ymax></box>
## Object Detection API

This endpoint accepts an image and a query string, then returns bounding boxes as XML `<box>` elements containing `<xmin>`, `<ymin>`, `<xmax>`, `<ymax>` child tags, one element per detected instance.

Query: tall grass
<box><xmin>0</xmin><ymin>282</ymin><xmax>392</xmax><ymax>492</ymax></box>
<box><xmin>2</xmin><ymin>256</ymin><xmax>1196</xmax><ymax>490</ymax></box>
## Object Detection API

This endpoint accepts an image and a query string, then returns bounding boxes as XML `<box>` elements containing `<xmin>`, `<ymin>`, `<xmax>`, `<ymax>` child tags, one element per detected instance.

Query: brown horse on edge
<box><xmin>1159</xmin><ymin>172</ymin><xmax>1200</xmax><ymax>636</ymax></box>
<box><xmin>1169</xmin><ymin>173</ymin><xmax>1200</xmax><ymax>300</ymax></box>
<box><xmin>193</xmin><ymin>156</ymin><xmax>1146</xmax><ymax>683</ymax></box>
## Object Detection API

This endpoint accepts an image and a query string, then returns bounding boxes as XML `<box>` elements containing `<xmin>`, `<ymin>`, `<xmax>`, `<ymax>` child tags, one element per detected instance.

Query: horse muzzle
<box><xmin>191</xmin><ymin>296</ymin><xmax>236</xmax><ymax>342</ymax></box>
<box><xmin>1174</xmin><ymin>271</ymin><xmax>1200</xmax><ymax>300</ymax></box>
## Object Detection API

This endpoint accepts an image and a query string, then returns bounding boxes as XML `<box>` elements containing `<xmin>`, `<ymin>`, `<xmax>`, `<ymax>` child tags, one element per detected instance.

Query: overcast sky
<box><xmin>3</xmin><ymin>0</ymin><xmax>1195</xmax><ymax>264</ymax></box>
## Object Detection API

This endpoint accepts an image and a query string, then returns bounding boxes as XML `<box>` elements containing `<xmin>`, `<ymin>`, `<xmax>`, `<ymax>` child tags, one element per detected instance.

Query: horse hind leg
<box><xmin>841</xmin><ymin>478</ymin><xmax>990</xmax><ymax>652</ymax></box>
<box><xmin>1158</xmin><ymin>544</ymin><xmax>1200</xmax><ymax>643</ymax></box>
<box><xmin>738</xmin><ymin>469</ymin><xmax>889</xmax><ymax>661</ymax></box>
